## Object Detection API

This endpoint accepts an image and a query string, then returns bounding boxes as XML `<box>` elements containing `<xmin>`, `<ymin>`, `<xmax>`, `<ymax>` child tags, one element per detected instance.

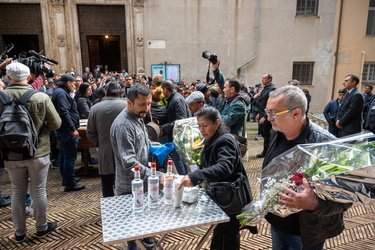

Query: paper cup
<box><xmin>173</xmin><ymin>178</ymin><xmax>184</xmax><ymax>207</ymax></box>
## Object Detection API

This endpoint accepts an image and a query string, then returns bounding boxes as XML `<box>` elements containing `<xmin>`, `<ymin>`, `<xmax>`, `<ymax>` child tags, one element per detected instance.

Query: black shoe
<box><xmin>61</xmin><ymin>177</ymin><xmax>81</xmax><ymax>186</ymax></box>
<box><xmin>241</xmin><ymin>225</ymin><xmax>258</xmax><ymax>234</ymax></box>
<box><xmin>0</xmin><ymin>196</ymin><xmax>11</xmax><ymax>207</ymax></box>
<box><xmin>37</xmin><ymin>222</ymin><xmax>57</xmax><ymax>238</ymax></box>
<box><xmin>64</xmin><ymin>183</ymin><xmax>85</xmax><ymax>192</ymax></box>
<box><xmin>256</xmin><ymin>153</ymin><xmax>265</xmax><ymax>158</ymax></box>
<box><xmin>14</xmin><ymin>234</ymin><xmax>25</xmax><ymax>242</ymax></box>
<box><xmin>140</xmin><ymin>237</ymin><xmax>155</xmax><ymax>249</ymax></box>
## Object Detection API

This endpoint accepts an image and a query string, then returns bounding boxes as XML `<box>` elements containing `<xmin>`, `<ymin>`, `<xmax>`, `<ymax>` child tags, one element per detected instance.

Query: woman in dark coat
<box><xmin>179</xmin><ymin>106</ymin><xmax>253</xmax><ymax>250</ymax></box>
<box><xmin>74</xmin><ymin>82</ymin><xmax>92</xmax><ymax>119</ymax></box>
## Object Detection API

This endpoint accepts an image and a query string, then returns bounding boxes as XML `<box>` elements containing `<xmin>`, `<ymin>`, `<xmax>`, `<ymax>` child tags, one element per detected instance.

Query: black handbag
<box><xmin>205</xmin><ymin>174</ymin><xmax>251</xmax><ymax>215</ymax></box>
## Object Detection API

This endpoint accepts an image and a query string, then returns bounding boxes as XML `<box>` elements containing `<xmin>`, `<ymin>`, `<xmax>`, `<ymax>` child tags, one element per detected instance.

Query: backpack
<box><xmin>0</xmin><ymin>89</ymin><xmax>38</xmax><ymax>161</ymax></box>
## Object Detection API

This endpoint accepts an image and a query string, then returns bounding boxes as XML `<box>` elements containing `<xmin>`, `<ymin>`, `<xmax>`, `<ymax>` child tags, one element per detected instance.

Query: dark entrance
<box><xmin>77</xmin><ymin>5</ymin><xmax>127</xmax><ymax>73</ymax></box>
<box><xmin>0</xmin><ymin>4</ymin><xmax>43</xmax><ymax>56</ymax></box>
<box><xmin>2</xmin><ymin>35</ymin><xmax>40</xmax><ymax>58</ymax></box>
<box><xmin>87</xmin><ymin>36</ymin><xmax>121</xmax><ymax>73</ymax></box>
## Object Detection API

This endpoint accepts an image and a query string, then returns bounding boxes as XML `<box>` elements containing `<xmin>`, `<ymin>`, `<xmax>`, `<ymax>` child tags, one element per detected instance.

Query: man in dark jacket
<box><xmin>362</xmin><ymin>84</ymin><xmax>375</xmax><ymax>125</ymax></box>
<box><xmin>253</xmin><ymin>73</ymin><xmax>276</xmax><ymax>157</ymax></box>
<box><xmin>212</xmin><ymin>60</ymin><xmax>251</xmax><ymax>136</ymax></box>
<box><xmin>52</xmin><ymin>74</ymin><xmax>85</xmax><ymax>192</ymax></box>
<box><xmin>161</xmin><ymin>80</ymin><xmax>189</xmax><ymax>174</ymax></box>
<box><xmin>336</xmin><ymin>74</ymin><xmax>364</xmax><ymax>137</ymax></box>
<box><xmin>364</xmin><ymin>97</ymin><xmax>375</xmax><ymax>133</ymax></box>
<box><xmin>323</xmin><ymin>88</ymin><xmax>347</xmax><ymax>136</ymax></box>
<box><xmin>263</xmin><ymin>85</ymin><xmax>351</xmax><ymax>249</ymax></box>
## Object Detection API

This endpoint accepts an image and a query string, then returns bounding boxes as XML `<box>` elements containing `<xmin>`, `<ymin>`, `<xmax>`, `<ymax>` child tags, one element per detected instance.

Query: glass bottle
<box><xmin>148</xmin><ymin>162</ymin><xmax>159</xmax><ymax>208</ymax></box>
<box><xmin>163</xmin><ymin>160</ymin><xmax>174</xmax><ymax>204</ymax></box>
<box><xmin>132</xmin><ymin>165</ymin><xmax>144</xmax><ymax>212</ymax></box>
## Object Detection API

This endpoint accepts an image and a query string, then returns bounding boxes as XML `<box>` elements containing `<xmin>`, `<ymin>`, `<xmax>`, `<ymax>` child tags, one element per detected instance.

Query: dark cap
<box><xmin>196</xmin><ymin>83</ymin><xmax>208</xmax><ymax>94</ymax></box>
<box><xmin>56</xmin><ymin>74</ymin><xmax>76</xmax><ymax>85</ymax></box>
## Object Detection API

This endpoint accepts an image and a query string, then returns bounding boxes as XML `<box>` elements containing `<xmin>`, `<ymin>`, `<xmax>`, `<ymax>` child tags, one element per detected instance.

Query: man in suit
<box><xmin>336</xmin><ymin>74</ymin><xmax>364</xmax><ymax>137</ymax></box>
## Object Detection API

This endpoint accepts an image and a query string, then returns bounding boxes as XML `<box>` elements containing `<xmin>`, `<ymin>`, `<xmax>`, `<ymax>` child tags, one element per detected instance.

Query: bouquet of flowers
<box><xmin>173</xmin><ymin>117</ymin><xmax>204</xmax><ymax>170</ymax></box>
<box><xmin>237</xmin><ymin>133</ymin><xmax>375</xmax><ymax>227</ymax></box>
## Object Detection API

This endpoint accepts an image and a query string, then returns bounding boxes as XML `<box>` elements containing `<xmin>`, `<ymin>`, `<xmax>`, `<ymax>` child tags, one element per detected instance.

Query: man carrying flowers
<box><xmin>261</xmin><ymin>85</ymin><xmax>352</xmax><ymax>249</ymax></box>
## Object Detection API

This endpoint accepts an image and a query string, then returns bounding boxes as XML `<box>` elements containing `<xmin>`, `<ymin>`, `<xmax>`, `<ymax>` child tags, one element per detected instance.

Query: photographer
<box><xmin>208</xmin><ymin>55</ymin><xmax>250</xmax><ymax>136</ymax></box>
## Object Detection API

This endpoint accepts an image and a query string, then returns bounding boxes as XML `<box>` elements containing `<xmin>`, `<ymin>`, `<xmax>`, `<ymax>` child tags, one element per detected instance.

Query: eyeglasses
<box><xmin>264</xmin><ymin>108</ymin><xmax>295</xmax><ymax>119</ymax></box>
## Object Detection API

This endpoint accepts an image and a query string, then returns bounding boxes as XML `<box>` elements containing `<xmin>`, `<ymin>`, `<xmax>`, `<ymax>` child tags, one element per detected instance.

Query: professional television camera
<box><xmin>0</xmin><ymin>44</ymin><xmax>58</xmax><ymax>78</ymax></box>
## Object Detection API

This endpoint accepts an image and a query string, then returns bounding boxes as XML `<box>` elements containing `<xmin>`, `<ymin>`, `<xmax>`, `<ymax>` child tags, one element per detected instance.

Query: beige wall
<box><xmin>332</xmin><ymin>0</ymin><xmax>375</xmax><ymax>97</ymax></box>
<box><xmin>1</xmin><ymin>0</ymin><xmax>373</xmax><ymax>114</ymax></box>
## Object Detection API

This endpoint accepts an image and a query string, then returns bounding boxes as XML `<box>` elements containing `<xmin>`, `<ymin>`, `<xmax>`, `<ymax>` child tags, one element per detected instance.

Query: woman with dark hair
<box><xmin>178</xmin><ymin>106</ymin><xmax>253</xmax><ymax>250</ymax></box>
<box><xmin>74</xmin><ymin>82</ymin><xmax>97</xmax><ymax>164</ymax></box>
<box><xmin>74</xmin><ymin>82</ymin><xmax>92</xmax><ymax>119</ymax></box>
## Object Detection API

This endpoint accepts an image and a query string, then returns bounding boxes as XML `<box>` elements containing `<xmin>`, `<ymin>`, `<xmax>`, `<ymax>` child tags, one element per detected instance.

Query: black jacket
<box><xmin>143</xmin><ymin>101</ymin><xmax>168</xmax><ymax>125</ymax></box>
<box><xmin>253</xmin><ymin>83</ymin><xmax>276</xmax><ymax>118</ymax></box>
<box><xmin>161</xmin><ymin>91</ymin><xmax>189</xmax><ymax>141</ymax></box>
<box><xmin>337</xmin><ymin>87</ymin><xmax>364</xmax><ymax>137</ymax></box>
<box><xmin>52</xmin><ymin>85</ymin><xmax>80</xmax><ymax>133</ymax></box>
<box><xmin>364</xmin><ymin>98</ymin><xmax>375</xmax><ymax>133</ymax></box>
<box><xmin>188</xmin><ymin>127</ymin><xmax>252</xmax><ymax>200</ymax></box>
<box><xmin>263</xmin><ymin>120</ymin><xmax>352</xmax><ymax>248</ymax></box>
<box><xmin>75</xmin><ymin>95</ymin><xmax>92</xmax><ymax>119</ymax></box>
<box><xmin>363</xmin><ymin>92</ymin><xmax>375</xmax><ymax>122</ymax></box>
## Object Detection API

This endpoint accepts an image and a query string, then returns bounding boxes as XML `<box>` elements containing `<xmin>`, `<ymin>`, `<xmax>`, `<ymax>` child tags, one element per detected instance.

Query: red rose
<box><xmin>289</xmin><ymin>173</ymin><xmax>304</xmax><ymax>186</ymax></box>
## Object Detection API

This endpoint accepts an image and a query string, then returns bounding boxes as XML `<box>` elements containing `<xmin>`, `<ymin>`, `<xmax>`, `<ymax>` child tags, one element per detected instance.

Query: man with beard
<box><xmin>110</xmin><ymin>83</ymin><xmax>160</xmax><ymax>250</ymax></box>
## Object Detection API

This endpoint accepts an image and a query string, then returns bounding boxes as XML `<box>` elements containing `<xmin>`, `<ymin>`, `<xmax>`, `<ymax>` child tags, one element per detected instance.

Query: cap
<box><xmin>6</xmin><ymin>62</ymin><xmax>30</xmax><ymax>81</ymax></box>
<box><xmin>56</xmin><ymin>74</ymin><xmax>76</xmax><ymax>85</ymax></box>
<box><xmin>196</xmin><ymin>83</ymin><xmax>208</xmax><ymax>93</ymax></box>
<box><xmin>249</xmin><ymin>86</ymin><xmax>254</xmax><ymax>89</ymax></box>
<box><xmin>185</xmin><ymin>91</ymin><xmax>205</xmax><ymax>105</ymax></box>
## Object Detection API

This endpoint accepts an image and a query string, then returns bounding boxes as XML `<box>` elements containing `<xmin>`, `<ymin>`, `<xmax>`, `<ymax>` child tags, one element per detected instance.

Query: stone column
<box><xmin>133</xmin><ymin>0</ymin><xmax>145</xmax><ymax>75</ymax></box>
<box><xmin>67</xmin><ymin>0</ymin><xmax>82</xmax><ymax>75</ymax></box>
<box><xmin>49</xmin><ymin>0</ymin><xmax>69</xmax><ymax>74</ymax></box>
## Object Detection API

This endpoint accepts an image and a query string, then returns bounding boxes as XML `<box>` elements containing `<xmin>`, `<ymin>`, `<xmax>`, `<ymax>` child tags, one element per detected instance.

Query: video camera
<box><xmin>0</xmin><ymin>44</ymin><xmax>58</xmax><ymax>78</ymax></box>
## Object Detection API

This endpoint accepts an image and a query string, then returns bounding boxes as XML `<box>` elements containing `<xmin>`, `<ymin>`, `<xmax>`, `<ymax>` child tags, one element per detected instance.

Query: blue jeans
<box><xmin>171</xmin><ymin>146</ymin><xmax>187</xmax><ymax>175</ymax></box>
<box><xmin>271</xmin><ymin>226</ymin><xmax>324</xmax><ymax>250</ymax></box>
<box><xmin>55</xmin><ymin>130</ymin><xmax>78</xmax><ymax>186</ymax></box>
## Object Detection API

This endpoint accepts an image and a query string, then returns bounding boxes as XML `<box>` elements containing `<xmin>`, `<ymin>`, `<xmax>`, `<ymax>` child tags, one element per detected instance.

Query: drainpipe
<box><xmin>331</xmin><ymin>0</ymin><xmax>344</xmax><ymax>100</ymax></box>
<box><xmin>236</xmin><ymin>0</ymin><xmax>260</xmax><ymax>78</ymax></box>
<box><xmin>359</xmin><ymin>51</ymin><xmax>366</xmax><ymax>90</ymax></box>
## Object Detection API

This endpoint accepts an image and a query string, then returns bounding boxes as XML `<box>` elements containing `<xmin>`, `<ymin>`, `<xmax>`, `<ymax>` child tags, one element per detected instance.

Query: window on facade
<box><xmin>366</xmin><ymin>0</ymin><xmax>375</xmax><ymax>35</ymax></box>
<box><xmin>292</xmin><ymin>62</ymin><xmax>314</xmax><ymax>85</ymax></box>
<box><xmin>296</xmin><ymin>0</ymin><xmax>319</xmax><ymax>15</ymax></box>
<box><xmin>362</xmin><ymin>62</ymin><xmax>375</xmax><ymax>84</ymax></box>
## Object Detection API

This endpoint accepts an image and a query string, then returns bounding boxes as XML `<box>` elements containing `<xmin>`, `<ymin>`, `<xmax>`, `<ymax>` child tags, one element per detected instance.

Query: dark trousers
<box><xmin>260</xmin><ymin>120</ymin><xmax>272</xmax><ymax>154</ymax></box>
<box><xmin>100</xmin><ymin>174</ymin><xmax>115</xmax><ymax>198</ymax></box>
<box><xmin>55</xmin><ymin>130</ymin><xmax>78</xmax><ymax>186</ymax></box>
<box><xmin>210</xmin><ymin>214</ymin><xmax>240</xmax><ymax>250</ymax></box>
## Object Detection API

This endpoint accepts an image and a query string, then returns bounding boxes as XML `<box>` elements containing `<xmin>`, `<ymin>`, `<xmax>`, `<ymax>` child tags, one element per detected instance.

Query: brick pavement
<box><xmin>0</xmin><ymin>121</ymin><xmax>374</xmax><ymax>249</ymax></box>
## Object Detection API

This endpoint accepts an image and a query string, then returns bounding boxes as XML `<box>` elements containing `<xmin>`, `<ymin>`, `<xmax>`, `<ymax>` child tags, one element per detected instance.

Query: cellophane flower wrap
<box><xmin>237</xmin><ymin>133</ymin><xmax>375</xmax><ymax>227</ymax></box>
<box><xmin>173</xmin><ymin>117</ymin><xmax>204</xmax><ymax>170</ymax></box>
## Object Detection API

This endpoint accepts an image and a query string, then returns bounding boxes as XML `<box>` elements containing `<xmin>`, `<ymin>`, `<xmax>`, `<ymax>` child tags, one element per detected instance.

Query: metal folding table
<box><xmin>100</xmin><ymin>190</ymin><xmax>229</xmax><ymax>249</ymax></box>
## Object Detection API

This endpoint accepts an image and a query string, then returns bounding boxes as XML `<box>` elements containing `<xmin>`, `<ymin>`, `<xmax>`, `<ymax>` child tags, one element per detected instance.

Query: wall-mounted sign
<box><xmin>151</xmin><ymin>64</ymin><xmax>180</xmax><ymax>83</ymax></box>
<box><xmin>147</xmin><ymin>40</ymin><xmax>166</xmax><ymax>49</ymax></box>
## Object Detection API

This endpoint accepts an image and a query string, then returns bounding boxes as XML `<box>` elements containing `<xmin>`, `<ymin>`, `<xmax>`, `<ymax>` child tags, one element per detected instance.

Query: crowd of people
<box><xmin>0</xmin><ymin>56</ymin><xmax>373</xmax><ymax>250</ymax></box>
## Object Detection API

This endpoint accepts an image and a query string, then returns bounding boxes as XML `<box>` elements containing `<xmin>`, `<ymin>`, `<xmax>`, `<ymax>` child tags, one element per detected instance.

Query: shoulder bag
<box><xmin>205</xmin><ymin>173</ymin><xmax>251</xmax><ymax>215</ymax></box>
